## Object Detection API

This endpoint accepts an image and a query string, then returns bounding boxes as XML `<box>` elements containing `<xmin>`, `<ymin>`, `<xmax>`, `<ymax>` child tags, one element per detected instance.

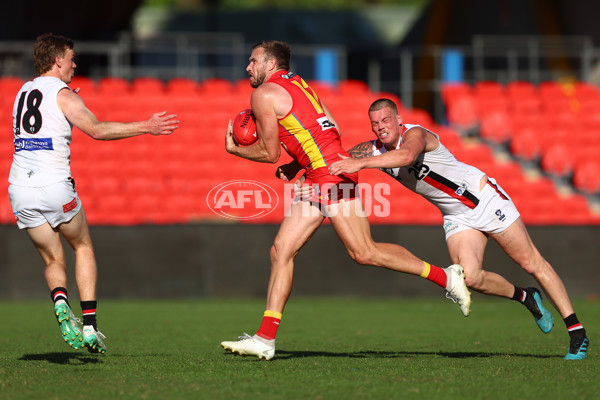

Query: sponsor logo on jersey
<box><xmin>14</xmin><ymin>138</ymin><xmax>54</xmax><ymax>152</ymax></box>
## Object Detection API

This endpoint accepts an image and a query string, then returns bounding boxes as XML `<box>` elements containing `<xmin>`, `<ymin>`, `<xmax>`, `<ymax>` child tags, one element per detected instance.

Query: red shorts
<box><xmin>304</xmin><ymin>168</ymin><xmax>358</xmax><ymax>205</ymax></box>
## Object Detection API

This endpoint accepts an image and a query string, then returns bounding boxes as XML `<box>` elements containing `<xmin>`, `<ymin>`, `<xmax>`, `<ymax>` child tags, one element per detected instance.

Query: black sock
<box><xmin>564</xmin><ymin>313</ymin><xmax>586</xmax><ymax>339</ymax></box>
<box><xmin>80</xmin><ymin>300</ymin><xmax>98</xmax><ymax>330</ymax></box>
<box><xmin>512</xmin><ymin>286</ymin><xmax>542</xmax><ymax>319</ymax></box>
<box><xmin>511</xmin><ymin>286</ymin><xmax>525</xmax><ymax>301</ymax></box>
<box><xmin>50</xmin><ymin>287</ymin><xmax>69</xmax><ymax>306</ymax></box>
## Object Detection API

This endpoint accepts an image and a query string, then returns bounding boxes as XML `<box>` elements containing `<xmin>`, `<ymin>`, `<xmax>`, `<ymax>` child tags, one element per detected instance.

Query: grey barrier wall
<box><xmin>0</xmin><ymin>225</ymin><xmax>598</xmax><ymax>300</ymax></box>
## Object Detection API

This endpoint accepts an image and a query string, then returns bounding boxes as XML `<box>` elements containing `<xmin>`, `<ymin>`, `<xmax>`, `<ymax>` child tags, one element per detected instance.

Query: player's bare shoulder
<box><xmin>348</xmin><ymin>141</ymin><xmax>375</xmax><ymax>159</ymax></box>
<box><xmin>254</xmin><ymin>82</ymin><xmax>292</xmax><ymax>118</ymax></box>
<box><xmin>57</xmin><ymin>86</ymin><xmax>87</xmax><ymax>116</ymax></box>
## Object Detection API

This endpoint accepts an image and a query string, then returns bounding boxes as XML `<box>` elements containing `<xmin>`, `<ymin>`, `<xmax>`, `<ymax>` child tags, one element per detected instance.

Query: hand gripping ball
<box><xmin>232</xmin><ymin>109</ymin><xmax>257</xmax><ymax>146</ymax></box>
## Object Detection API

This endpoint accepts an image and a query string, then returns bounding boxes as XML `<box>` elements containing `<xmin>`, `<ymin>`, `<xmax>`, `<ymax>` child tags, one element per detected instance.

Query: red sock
<box><xmin>420</xmin><ymin>262</ymin><xmax>447</xmax><ymax>288</ymax></box>
<box><xmin>256</xmin><ymin>311</ymin><xmax>282</xmax><ymax>340</ymax></box>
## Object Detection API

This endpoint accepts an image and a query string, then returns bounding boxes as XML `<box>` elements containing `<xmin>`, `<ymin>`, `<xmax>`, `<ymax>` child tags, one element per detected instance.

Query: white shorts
<box><xmin>442</xmin><ymin>177</ymin><xmax>520</xmax><ymax>240</ymax></box>
<box><xmin>8</xmin><ymin>178</ymin><xmax>82</xmax><ymax>229</ymax></box>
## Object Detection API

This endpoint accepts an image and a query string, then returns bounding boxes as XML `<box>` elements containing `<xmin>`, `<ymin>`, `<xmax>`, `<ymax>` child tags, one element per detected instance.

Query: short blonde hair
<box><xmin>369</xmin><ymin>98</ymin><xmax>399</xmax><ymax>115</ymax></box>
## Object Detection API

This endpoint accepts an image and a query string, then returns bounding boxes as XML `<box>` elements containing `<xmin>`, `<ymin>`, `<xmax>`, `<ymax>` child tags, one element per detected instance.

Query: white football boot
<box><xmin>221</xmin><ymin>333</ymin><xmax>275</xmax><ymax>360</ymax></box>
<box><xmin>444</xmin><ymin>264</ymin><xmax>472</xmax><ymax>317</ymax></box>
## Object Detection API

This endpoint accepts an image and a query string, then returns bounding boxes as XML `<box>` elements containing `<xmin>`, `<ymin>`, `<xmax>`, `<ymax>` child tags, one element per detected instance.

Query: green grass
<box><xmin>0</xmin><ymin>298</ymin><xmax>598</xmax><ymax>400</ymax></box>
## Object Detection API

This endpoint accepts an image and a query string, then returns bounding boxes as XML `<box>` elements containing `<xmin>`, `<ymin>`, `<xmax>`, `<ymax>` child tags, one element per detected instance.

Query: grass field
<box><xmin>0</xmin><ymin>297</ymin><xmax>598</xmax><ymax>400</ymax></box>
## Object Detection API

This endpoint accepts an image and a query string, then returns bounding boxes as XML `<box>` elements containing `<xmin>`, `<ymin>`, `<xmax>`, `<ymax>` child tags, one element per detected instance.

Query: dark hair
<box><xmin>369</xmin><ymin>98</ymin><xmax>399</xmax><ymax>114</ymax></box>
<box><xmin>33</xmin><ymin>33</ymin><xmax>74</xmax><ymax>75</ymax></box>
<box><xmin>251</xmin><ymin>40</ymin><xmax>291</xmax><ymax>71</ymax></box>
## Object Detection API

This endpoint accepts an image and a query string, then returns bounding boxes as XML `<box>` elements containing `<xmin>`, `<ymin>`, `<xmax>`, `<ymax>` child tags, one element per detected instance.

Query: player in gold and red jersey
<box><xmin>222</xmin><ymin>40</ymin><xmax>471</xmax><ymax>360</ymax></box>
<box><xmin>269</xmin><ymin>70</ymin><xmax>358</xmax><ymax>203</ymax></box>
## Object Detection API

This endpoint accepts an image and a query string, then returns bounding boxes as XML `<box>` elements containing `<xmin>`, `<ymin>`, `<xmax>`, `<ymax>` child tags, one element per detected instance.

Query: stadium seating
<box><xmin>0</xmin><ymin>76</ymin><xmax>25</xmax><ymax>95</ymax></box>
<box><xmin>166</xmin><ymin>77</ymin><xmax>201</xmax><ymax>96</ymax></box>
<box><xmin>131</xmin><ymin>77</ymin><xmax>166</xmax><ymax>96</ymax></box>
<box><xmin>572</xmin><ymin>160</ymin><xmax>600</xmax><ymax>195</ymax></box>
<box><xmin>1</xmin><ymin>77</ymin><xmax>599</xmax><ymax>226</ymax></box>
<box><xmin>97</xmin><ymin>77</ymin><xmax>131</xmax><ymax>96</ymax></box>
<box><xmin>69</xmin><ymin>76</ymin><xmax>97</xmax><ymax>93</ymax></box>
<box><xmin>442</xmin><ymin>79</ymin><xmax>600</xmax><ymax>211</ymax></box>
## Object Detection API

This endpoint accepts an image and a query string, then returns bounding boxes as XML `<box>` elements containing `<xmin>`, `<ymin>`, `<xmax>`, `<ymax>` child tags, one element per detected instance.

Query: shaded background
<box><xmin>4</xmin><ymin>0</ymin><xmax>600</xmax><ymax>112</ymax></box>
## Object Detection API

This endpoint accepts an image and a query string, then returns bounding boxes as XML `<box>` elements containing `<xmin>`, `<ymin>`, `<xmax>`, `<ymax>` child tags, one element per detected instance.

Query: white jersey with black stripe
<box><xmin>9</xmin><ymin>76</ymin><xmax>73</xmax><ymax>187</ymax></box>
<box><xmin>372</xmin><ymin>124</ymin><xmax>486</xmax><ymax>216</ymax></box>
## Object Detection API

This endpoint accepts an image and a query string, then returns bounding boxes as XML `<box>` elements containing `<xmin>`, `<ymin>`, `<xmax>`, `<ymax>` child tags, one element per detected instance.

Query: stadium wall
<box><xmin>1</xmin><ymin>225</ymin><xmax>598</xmax><ymax>300</ymax></box>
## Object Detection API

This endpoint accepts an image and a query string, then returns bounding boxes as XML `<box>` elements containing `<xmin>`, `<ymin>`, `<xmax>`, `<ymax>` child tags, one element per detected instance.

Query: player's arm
<box><xmin>58</xmin><ymin>88</ymin><xmax>178</xmax><ymax>140</ymax></box>
<box><xmin>347</xmin><ymin>141</ymin><xmax>376</xmax><ymax>159</ymax></box>
<box><xmin>329</xmin><ymin>127</ymin><xmax>427</xmax><ymax>175</ymax></box>
<box><xmin>225</xmin><ymin>85</ymin><xmax>281</xmax><ymax>163</ymax></box>
<box><xmin>276</xmin><ymin>159</ymin><xmax>303</xmax><ymax>181</ymax></box>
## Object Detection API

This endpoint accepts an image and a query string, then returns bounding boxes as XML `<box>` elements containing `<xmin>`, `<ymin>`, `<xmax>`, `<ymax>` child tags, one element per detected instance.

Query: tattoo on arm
<box><xmin>348</xmin><ymin>141</ymin><xmax>374</xmax><ymax>159</ymax></box>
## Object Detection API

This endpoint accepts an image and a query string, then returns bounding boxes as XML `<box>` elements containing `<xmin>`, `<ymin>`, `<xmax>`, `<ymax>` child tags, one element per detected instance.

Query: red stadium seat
<box><xmin>69</xmin><ymin>76</ymin><xmax>97</xmax><ymax>94</ymax></box>
<box><xmin>538</xmin><ymin>81</ymin><xmax>570</xmax><ymax>100</ymax></box>
<box><xmin>307</xmin><ymin>80</ymin><xmax>336</xmax><ymax>103</ymax></box>
<box><xmin>131</xmin><ymin>77</ymin><xmax>166</xmax><ymax>96</ymax></box>
<box><xmin>509</xmin><ymin>128</ymin><xmax>543</xmax><ymax>162</ymax></box>
<box><xmin>0</xmin><ymin>76</ymin><xmax>26</xmax><ymax>96</ymax></box>
<box><xmin>445</xmin><ymin>93</ymin><xmax>478</xmax><ymax>133</ymax></box>
<box><xmin>473</xmin><ymin>80</ymin><xmax>505</xmax><ymax>99</ymax></box>
<box><xmin>506</xmin><ymin>81</ymin><xmax>536</xmax><ymax>98</ymax></box>
<box><xmin>199</xmin><ymin>78</ymin><xmax>234</xmax><ymax>95</ymax></box>
<box><xmin>540</xmin><ymin>144</ymin><xmax>575</xmax><ymax>178</ymax></box>
<box><xmin>484</xmin><ymin>161</ymin><xmax>524</xmax><ymax>185</ymax></box>
<box><xmin>510</xmin><ymin>95</ymin><xmax>542</xmax><ymax>116</ymax></box>
<box><xmin>0</xmin><ymin>195</ymin><xmax>16</xmax><ymax>225</ymax></box>
<box><xmin>577</xmin><ymin>97</ymin><xmax>600</xmax><ymax>116</ymax></box>
<box><xmin>479</xmin><ymin>109</ymin><xmax>511</xmax><ymax>144</ymax></box>
<box><xmin>440</xmin><ymin>82</ymin><xmax>472</xmax><ymax>104</ymax></box>
<box><xmin>572</xmin><ymin>160</ymin><xmax>600</xmax><ymax>195</ymax></box>
<box><xmin>97</xmin><ymin>77</ymin><xmax>131</xmax><ymax>95</ymax></box>
<box><xmin>338</xmin><ymin>79</ymin><xmax>370</xmax><ymax>95</ymax></box>
<box><xmin>401</xmin><ymin>108</ymin><xmax>434</xmax><ymax>127</ymax></box>
<box><xmin>541</xmin><ymin>96</ymin><xmax>573</xmax><ymax>115</ymax></box>
<box><xmin>234</xmin><ymin>78</ymin><xmax>255</xmax><ymax>98</ymax></box>
<box><xmin>573</xmin><ymin>82</ymin><xmax>600</xmax><ymax>101</ymax></box>
<box><xmin>166</xmin><ymin>77</ymin><xmax>200</xmax><ymax>96</ymax></box>
<box><xmin>453</xmin><ymin>142</ymin><xmax>495</xmax><ymax>166</ymax></box>
<box><xmin>476</xmin><ymin>96</ymin><xmax>509</xmax><ymax>119</ymax></box>
<box><xmin>554</xmin><ymin>195</ymin><xmax>595</xmax><ymax>224</ymax></box>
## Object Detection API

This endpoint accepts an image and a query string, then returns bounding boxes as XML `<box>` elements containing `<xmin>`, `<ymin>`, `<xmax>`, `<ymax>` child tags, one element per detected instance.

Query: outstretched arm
<box><xmin>58</xmin><ymin>88</ymin><xmax>179</xmax><ymax>140</ymax></box>
<box><xmin>329</xmin><ymin>127</ymin><xmax>428</xmax><ymax>175</ymax></box>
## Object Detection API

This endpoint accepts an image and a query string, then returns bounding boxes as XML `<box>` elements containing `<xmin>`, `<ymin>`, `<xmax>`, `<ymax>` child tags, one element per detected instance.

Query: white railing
<box><xmin>1</xmin><ymin>33</ymin><xmax>597</xmax><ymax>122</ymax></box>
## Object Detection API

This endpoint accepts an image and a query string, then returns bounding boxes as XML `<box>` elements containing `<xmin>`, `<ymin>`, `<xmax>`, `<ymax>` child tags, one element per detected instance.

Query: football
<box><xmin>232</xmin><ymin>109</ymin><xmax>257</xmax><ymax>146</ymax></box>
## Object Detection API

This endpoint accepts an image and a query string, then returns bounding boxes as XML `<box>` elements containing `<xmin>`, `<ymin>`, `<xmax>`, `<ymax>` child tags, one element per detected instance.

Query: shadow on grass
<box><xmin>19</xmin><ymin>352</ymin><xmax>103</xmax><ymax>365</ymax></box>
<box><xmin>270</xmin><ymin>349</ymin><xmax>562</xmax><ymax>360</ymax></box>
